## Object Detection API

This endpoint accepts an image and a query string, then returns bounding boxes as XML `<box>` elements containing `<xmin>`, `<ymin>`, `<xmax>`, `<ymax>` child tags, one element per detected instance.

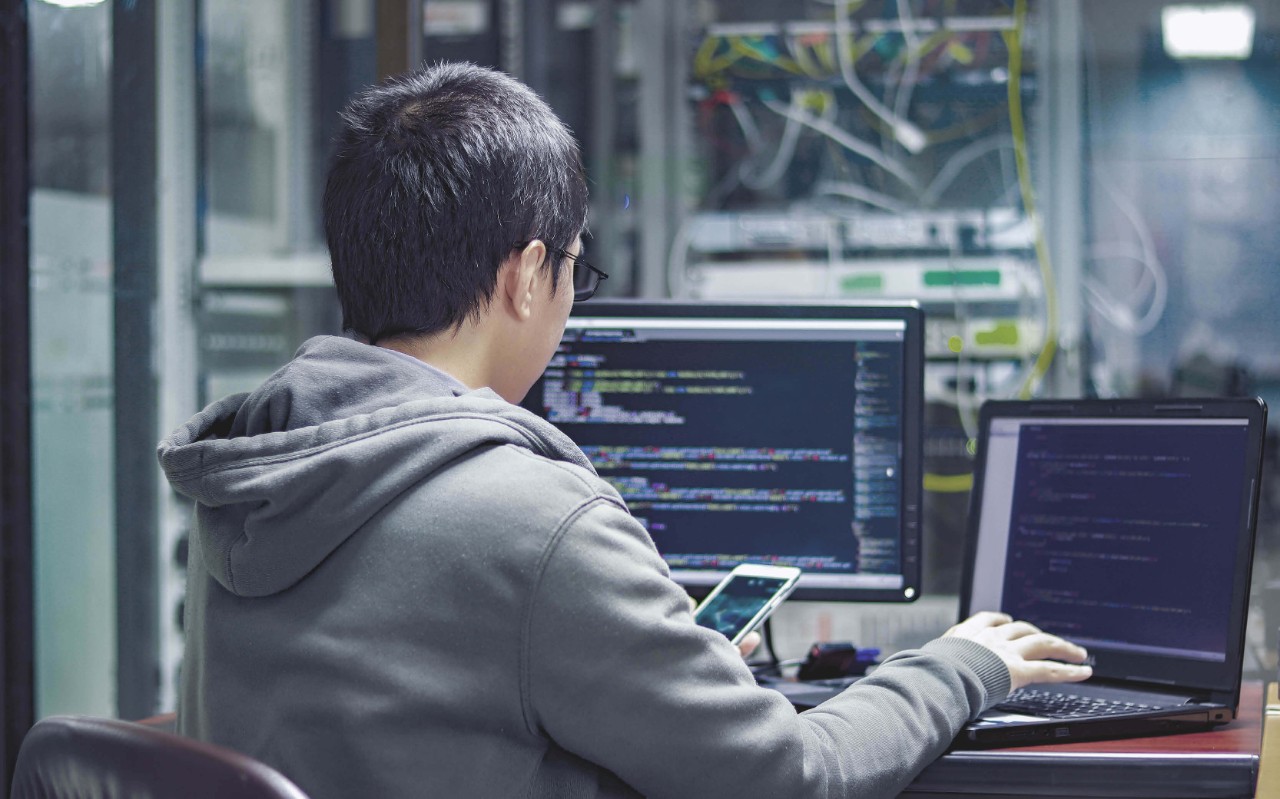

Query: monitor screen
<box><xmin>521</xmin><ymin>301</ymin><xmax>923</xmax><ymax>602</ymax></box>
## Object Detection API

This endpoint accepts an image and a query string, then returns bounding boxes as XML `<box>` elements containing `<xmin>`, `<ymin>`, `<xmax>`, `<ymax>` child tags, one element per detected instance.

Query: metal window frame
<box><xmin>0</xmin><ymin>0</ymin><xmax>35</xmax><ymax>784</ymax></box>
<box><xmin>112</xmin><ymin>0</ymin><xmax>161</xmax><ymax>720</ymax></box>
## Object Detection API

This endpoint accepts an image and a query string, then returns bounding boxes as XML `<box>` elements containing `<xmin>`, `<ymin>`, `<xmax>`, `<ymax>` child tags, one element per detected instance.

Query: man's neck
<box><xmin>376</xmin><ymin>320</ymin><xmax>531</xmax><ymax>402</ymax></box>
<box><xmin>378</xmin><ymin>332</ymin><xmax>483</xmax><ymax>392</ymax></box>
<box><xmin>373</xmin><ymin>253</ymin><xmax>556</xmax><ymax>404</ymax></box>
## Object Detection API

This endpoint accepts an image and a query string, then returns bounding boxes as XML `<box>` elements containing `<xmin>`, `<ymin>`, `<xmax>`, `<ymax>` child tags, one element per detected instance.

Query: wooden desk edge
<box><xmin>905</xmin><ymin>682</ymin><xmax>1263</xmax><ymax>798</ymax></box>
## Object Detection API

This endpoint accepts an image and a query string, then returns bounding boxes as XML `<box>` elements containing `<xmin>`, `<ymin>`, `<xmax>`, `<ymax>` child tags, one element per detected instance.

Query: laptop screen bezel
<box><xmin>959</xmin><ymin>398</ymin><xmax>1267</xmax><ymax>697</ymax></box>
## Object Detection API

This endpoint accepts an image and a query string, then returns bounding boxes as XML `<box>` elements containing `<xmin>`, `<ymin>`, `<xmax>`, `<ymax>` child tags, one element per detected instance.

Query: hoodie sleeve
<box><xmin>522</xmin><ymin>500</ymin><xmax>1011</xmax><ymax>799</ymax></box>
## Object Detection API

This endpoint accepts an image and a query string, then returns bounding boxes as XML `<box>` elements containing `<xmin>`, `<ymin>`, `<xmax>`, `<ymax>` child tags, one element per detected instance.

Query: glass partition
<box><xmin>28</xmin><ymin>0</ymin><xmax>116</xmax><ymax>718</ymax></box>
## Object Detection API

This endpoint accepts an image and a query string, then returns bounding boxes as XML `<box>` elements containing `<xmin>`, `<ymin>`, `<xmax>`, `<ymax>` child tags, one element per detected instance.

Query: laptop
<box><xmin>953</xmin><ymin>397</ymin><xmax>1267</xmax><ymax>747</ymax></box>
<box><xmin>766</xmin><ymin>398</ymin><xmax>1267</xmax><ymax>750</ymax></box>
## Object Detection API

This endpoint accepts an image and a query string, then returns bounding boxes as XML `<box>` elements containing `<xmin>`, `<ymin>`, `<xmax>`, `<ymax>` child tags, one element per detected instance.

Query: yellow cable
<box><xmin>1004</xmin><ymin>0</ymin><xmax>1058</xmax><ymax>399</ymax></box>
<box><xmin>815</xmin><ymin>39</ymin><xmax>836</xmax><ymax>72</ymax></box>
<box><xmin>791</xmin><ymin>37</ymin><xmax>828</xmax><ymax>79</ymax></box>
<box><xmin>946</xmin><ymin>39</ymin><xmax>975</xmax><ymax>65</ymax></box>
<box><xmin>904</xmin><ymin>30</ymin><xmax>954</xmax><ymax>65</ymax></box>
<box><xmin>729</xmin><ymin>37</ymin><xmax>805</xmax><ymax>76</ymax></box>
<box><xmin>709</xmin><ymin>52</ymin><xmax>743</xmax><ymax>73</ymax></box>
<box><xmin>694</xmin><ymin>36</ymin><xmax>744</xmax><ymax>79</ymax></box>
<box><xmin>834</xmin><ymin>32</ymin><xmax>880</xmax><ymax>70</ymax></box>
<box><xmin>814</xmin><ymin>1</ymin><xmax>875</xmax><ymax>74</ymax></box>
<box><xmin>924</xmin><ymin>472</ymin><xmax>975</xmax><ymax>493</ymax></box>
<box><xmin>694</xmin><ymin>36</ymin><xmax>718</xmax><ymax>78</ymax></box>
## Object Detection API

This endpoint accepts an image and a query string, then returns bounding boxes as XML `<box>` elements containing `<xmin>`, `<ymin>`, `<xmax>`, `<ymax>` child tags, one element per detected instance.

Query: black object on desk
<box><xmin>796</xmin><ymin>642</ymin><xmax>880</xmax><ymax>681</ymax></box>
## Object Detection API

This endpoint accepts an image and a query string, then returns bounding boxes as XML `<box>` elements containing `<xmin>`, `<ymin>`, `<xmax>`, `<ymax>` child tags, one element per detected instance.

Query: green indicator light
<box><xmin>947</xmin><ymin>335</ymin><xmax>964</xmax><ymax>353</ymax></box>
<box><xmin>840</xmin><ymin>273</ymin><xmax>884</xmax><ymax>293</ymax></box>
<box><xmin>966</xmin><ymin>438</ymin><xmax>977</xmax><ymax>456</ymax></box>
<box><xmin>975</xmin><ymin>321</ymin><xmax>1020</xmax><ymax>346</ymax></box>
<box><xmin>923</xmin><ymin>269</ymin><xmax>1002</xmax><ymax>287</ymax></box>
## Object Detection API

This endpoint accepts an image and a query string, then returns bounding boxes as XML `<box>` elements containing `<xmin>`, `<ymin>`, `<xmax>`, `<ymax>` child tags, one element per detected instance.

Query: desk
<box><xmin>901</xmin><ymin>682</ymin><xmax>1263</xmax><ymax>798</ymax></box>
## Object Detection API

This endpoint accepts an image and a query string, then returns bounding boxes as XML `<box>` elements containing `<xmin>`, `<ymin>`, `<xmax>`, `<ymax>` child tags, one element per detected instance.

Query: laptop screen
<box><xmin>965</xmin><ymin>402</ymin><xmax>1265</xmax><ymax>693</ymax></box>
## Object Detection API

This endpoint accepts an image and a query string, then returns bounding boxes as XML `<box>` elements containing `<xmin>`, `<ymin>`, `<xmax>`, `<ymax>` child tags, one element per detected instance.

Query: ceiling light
<box><xmin>1162</xmin><ymin>4</ymin><xmax>1256</xmax><ymax>59</ymax></box>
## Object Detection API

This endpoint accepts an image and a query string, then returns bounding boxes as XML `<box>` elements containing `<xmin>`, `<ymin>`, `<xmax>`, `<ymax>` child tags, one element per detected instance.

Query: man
<box><xmin>159</xmin><ymin>61</ymin><xmax>1090</xmax><ymax>799</ymax></box>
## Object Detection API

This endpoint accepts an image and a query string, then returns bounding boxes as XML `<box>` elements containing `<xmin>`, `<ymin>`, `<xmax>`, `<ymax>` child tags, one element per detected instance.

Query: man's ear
<box><xmin>501</xmin><ymin>240</ymin><xmax>548</xmax><ymax>322</ymax></box>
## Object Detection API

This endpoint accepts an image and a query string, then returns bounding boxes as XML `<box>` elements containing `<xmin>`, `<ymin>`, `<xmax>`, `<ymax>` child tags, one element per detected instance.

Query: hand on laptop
<box><xmin>945</xmin><ymin>611</ymin><xmax>1092</xmax><ymax>692</ymax></box>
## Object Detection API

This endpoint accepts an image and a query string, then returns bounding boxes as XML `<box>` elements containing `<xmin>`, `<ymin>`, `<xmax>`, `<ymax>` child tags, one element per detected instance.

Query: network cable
<box><xmin>1004</xmin><ymin>0</ymin><xmax>1059</xmax><ymax>400</ymax></box>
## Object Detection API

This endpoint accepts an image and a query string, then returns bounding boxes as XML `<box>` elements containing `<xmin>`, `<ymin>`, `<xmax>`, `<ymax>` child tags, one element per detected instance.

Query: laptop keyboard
<box><xmin>996</xmin><ymin>688</ymin><xmax>1179</xmax><ymax>719</ymax></box>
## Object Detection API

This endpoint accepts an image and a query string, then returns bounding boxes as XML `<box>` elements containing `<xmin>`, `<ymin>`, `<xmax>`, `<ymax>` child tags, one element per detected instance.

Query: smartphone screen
<box><xmin>695</xmin><ymin>574</ymin><xmax>793</xmax><ymax>641</ymax></box>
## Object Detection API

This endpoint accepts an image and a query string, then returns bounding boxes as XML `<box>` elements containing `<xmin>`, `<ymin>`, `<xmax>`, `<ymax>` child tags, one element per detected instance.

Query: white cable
<box><xmin>1101</xmin><ymin>181</ymin><xmax>1167</xmax><ymax>319</ymax></box>
<box><xmin>895</xmin><ymin>0</ymin><xmax>923</xmax><ymax>75</ymax></box>
<box><xmin>726</xmin><ymin>95</ymin><xmax>764</xmax><ymax>153</ymax></box>
<box><xmin>891</xmin><ymin>0</ymin><xmax>923</xmax><ymax>153</ymax></box>
<box><xmin>997</xmin><ymin>140</ymin><xmax>1016</xmax><ymax>196</ymax></box>
<box><xmin>921</xmin><ymin>134</ymin><xmax>1015</xmax><ymax>207</ymax></box>
<box><xmin>1081</xmin><ymin>27</ymin><xmax>1169</xmax><ymax>339</ymax></box>
<box><xmin>760</xmin><ymin>97</ymin><xmax>921</xmax><ymax>192</ymax></box>
<box><xmin>1084</xmin><ymin>277</ymin><xmax>1162</xmax><ymax>337</ymax></box>
<box><xmin>813</xmin><ymin>181</ymin><xmax>909</xmax><ymax>213</ymax></box>
<box><xmin>739</xmin><ymin>96</ymin><xmax>804</xmax><ymax>190</ymax></box>
<box><xmin>703</xmin><ymin>168</ymin><xmax>742</xmax><ymax>209</ymax></box>
<box><xmin>996</xmin><ymin>178</ymin><xmax>1020</xmax><ymax>208</ymax></box>
<box><xmin>834</xmin><ymin>0</ymin><xmax>927</xmax><ymax>153</ymax></box>
<box><xmin>825</xmin><ymin>214</ymin><xmax>840</xmax><ymax>299</ymax></box>
<box><xmin>1088</xmin><ymin>242</ymin><xmax>1151</xmax><ymax>303</ymax></box>
<box><xmin>1084</xmin><ymin>247</ymin><xmax>1168</xmax><ymax>336</ymax></box>
<box><xmin>666</xmin><ymin>217</ymin><xmax>695</xmax><ymax>299</ymax></box>
<box><xmin>1082</xmin><ymin>187</ymin><xmax>1168</xmax><ymax>336</ymax></box>
<box><xmin>1084</xmin><ymin>278</ymin><xmax>1134</xmax><ymax>331</ymax></box>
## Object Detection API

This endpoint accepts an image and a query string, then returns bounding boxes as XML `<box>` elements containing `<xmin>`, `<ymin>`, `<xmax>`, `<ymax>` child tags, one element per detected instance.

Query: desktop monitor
<box><xmin>521</xmin><ymin>301</ymin><xmax>923</xmax><ymax>602</ymax></box>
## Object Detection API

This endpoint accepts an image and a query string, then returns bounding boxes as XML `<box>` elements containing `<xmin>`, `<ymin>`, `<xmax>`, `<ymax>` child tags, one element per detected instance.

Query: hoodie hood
<box><xmin>158</xmin><ymin>335</ymin><xmax>592</xmax><ymax>598</ymax></box>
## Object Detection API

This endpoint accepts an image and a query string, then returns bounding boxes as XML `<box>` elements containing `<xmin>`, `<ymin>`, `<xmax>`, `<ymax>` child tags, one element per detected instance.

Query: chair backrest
<box><xmin>10</xmin><ymin>715</ymin><xmax>310</xmax><ymax>799</ymax></box>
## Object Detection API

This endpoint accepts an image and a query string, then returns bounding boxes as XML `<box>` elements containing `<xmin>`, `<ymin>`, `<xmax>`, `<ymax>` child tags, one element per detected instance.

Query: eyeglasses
<box><xmin>552</xmin><ymin>247</ymin><xmax>609</xmax><ymax>302</ymax></box>
<box><xmin>513</xmin><ymin>241</ymin><xmax>609</xmax><ymax>302</ymax></box>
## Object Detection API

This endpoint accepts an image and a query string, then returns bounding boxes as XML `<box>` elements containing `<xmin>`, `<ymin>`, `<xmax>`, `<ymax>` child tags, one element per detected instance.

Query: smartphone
<box><xmin>693</xmin><ymin>564</ymin><xmax>803</xmax><ymax>646</ymax></box>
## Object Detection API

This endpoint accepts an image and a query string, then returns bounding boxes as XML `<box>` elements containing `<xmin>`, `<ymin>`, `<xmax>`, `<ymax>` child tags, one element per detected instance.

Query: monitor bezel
<box><xmin>525</xmin><ymin>299</ymin><xmax>924</xmax><ymax>603</ymax></box>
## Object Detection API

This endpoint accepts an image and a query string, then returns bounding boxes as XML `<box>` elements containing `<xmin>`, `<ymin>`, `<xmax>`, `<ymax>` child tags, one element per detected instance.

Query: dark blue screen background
<box><xmin>1000</xmin><ymin>423</ymin><xmax>1249</xmax><ymax>659</ymax></box>
<box><xmin>526</xmin><ymin>331</ymin><xmax>906</xmax><ymax>578</ymax></box>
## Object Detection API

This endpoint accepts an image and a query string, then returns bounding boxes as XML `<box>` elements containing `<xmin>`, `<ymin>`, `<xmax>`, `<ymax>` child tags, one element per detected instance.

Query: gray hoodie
<box><xmin>159</xmin><ymin>335</ymin><xmax>1011</xmax><ymax>799</ymax></box>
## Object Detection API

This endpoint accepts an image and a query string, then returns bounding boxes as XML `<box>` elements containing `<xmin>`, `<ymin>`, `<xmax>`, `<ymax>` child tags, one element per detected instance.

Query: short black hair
<box><xmin>324</xmin><ymin>62</ymin><xmax>588</xmax><ymax>342</ymax></box>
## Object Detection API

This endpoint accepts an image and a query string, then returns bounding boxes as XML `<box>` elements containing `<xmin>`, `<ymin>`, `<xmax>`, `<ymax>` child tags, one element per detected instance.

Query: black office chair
<box><xmin>10</xmin><ymin>715</ymin><xmax>310</xmax><ymax>799</ymax></box>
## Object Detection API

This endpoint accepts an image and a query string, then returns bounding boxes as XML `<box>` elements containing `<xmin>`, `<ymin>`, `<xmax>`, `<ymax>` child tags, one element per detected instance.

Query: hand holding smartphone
<box><xmin>693</xmin><ymin>564</ymin><xmax>802</xmax><ymax>646</ymax></box>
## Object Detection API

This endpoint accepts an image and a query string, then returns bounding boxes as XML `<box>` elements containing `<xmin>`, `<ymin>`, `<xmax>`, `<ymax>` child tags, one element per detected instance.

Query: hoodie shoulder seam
<box><xmin>166</xmin><ymin>412</ymin><xmax>558</xmax><ymax>481</ymax></box>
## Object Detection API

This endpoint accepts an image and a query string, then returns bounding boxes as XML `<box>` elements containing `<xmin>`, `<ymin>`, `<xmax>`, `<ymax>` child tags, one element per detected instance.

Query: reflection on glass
<box><xmin>196</xmin><ymin>1</ymin><xmax>359</xmax><ymax>396</ymax></box>
<box><xmin>202</xmin><ymin>0</ymin><xmax>308</xmax><ymax>254</ymax></box>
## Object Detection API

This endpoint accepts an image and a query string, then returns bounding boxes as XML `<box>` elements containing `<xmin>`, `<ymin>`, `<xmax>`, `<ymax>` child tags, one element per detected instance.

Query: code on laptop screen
<box><xmin>989</xmin><ymin>419</ymin><xmax>1250</xmax><ymax>662</ymax></box>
